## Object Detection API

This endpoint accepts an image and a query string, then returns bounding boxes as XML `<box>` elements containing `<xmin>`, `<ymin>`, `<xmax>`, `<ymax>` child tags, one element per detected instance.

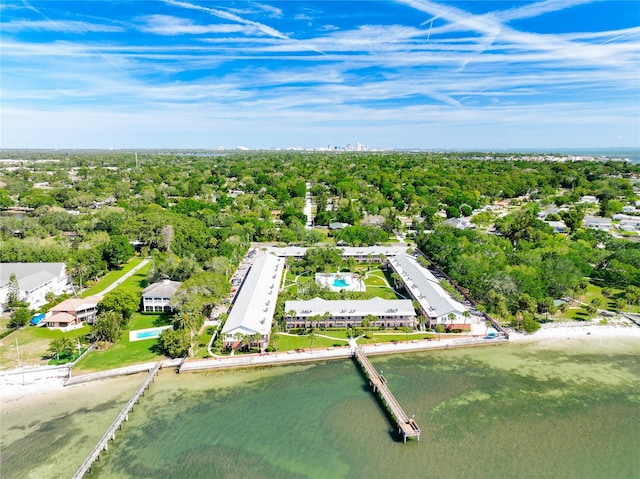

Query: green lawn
<box><xmin>74</xmin><ymin>336</ymin><xmax>164</xmax><ymax>372</ymax></box>
<box><xmin>108</xmin><ymin>262</ymin><xmax>152</xmax><ymax>296</ymax></box>
<box><xmin>73</xmin><ymin>262</ymin><xmax>161</xmax><ymax>372</ymax></box>
<box><xmin>272</xmin><ymin>329</ymin><xmax>436</xmax><ymax>351</ymax></box>
<box><xmin>0</xmin><ymin>324</ymin><xmax>89</xmax><ymax>368</ymax></box>
<box><xmin>129</xmin><ymin>312</ymin><xmax>172</xmax><ymax>330</ymax></box>
<box><xmin>81</xmin><ymin>256</ymin><xmax>145</xmax><ymax>297</ymax></box>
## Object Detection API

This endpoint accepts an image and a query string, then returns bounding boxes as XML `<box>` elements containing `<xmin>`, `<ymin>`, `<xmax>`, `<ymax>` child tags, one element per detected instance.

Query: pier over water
<box><xmin>72</xmin><ymin>362</ymin><xmax>161</xmax><ymax>478</ymax></box>
<box><xmin>353</xmin><ymin>348</ymin><xmax>420</xmax><ymax>443</ymax></box>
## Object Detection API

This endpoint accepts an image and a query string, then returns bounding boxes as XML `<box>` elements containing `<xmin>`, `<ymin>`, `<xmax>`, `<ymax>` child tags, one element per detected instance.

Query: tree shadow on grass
<box><xmin>149</xmin><ymin>342</ymin><xmax>164</xmax><ymax>355</ymax></box>
<box><xmin>573</xmin><ymin>310</ymin><xmax>590</xmax><ymax>321</ymax></box>
<box><xmin>153</xmin><ymin>314</ymin><xmax>173</xmax><ymax>326</ymax></box>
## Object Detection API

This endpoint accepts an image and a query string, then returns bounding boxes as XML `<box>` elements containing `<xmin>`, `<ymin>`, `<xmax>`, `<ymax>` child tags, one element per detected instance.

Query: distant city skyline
<box><xmin>1</xmin><ymin>1</ymin><xmax>639</xmax><ymax>149</ymax></box>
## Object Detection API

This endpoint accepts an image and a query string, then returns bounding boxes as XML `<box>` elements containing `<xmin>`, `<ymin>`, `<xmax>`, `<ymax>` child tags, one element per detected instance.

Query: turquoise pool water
<box><xmin>333</xmin><ymin>278</ymin><xmax>349</xmax><ymax>287</ymax></box>
<box><xmin>136</xmin><ymin>330</ymin><xmax>162</xmax><ymax>340</ymax></box>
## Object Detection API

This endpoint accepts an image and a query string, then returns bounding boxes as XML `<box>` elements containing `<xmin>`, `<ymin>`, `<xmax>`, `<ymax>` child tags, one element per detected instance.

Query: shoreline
<box><xmin>2</xmin><ymin>321</ymin><xmax>639</xmax><ymax>403</ymax></box>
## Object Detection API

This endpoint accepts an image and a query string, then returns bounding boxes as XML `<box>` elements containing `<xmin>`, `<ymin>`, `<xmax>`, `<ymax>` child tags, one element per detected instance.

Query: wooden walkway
<box><xmin>71</xmin><ymin>362</ymin><xmax>162</xmax><ymax>479</ymax></box>
<box><xmin>353</xmin><ymin>348</ymin><xmax>420</xmax><ymax>443</ymax></box>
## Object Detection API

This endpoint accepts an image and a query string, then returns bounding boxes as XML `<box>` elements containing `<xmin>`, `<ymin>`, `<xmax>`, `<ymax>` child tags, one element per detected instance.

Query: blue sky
<box><xmin>1</xmin><ymin>1</ymin><xmax>639</xmax><ymax>149</ymax></box>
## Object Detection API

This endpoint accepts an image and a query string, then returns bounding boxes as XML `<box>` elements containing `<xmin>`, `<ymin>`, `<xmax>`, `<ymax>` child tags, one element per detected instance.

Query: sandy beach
<box><xmin>509</xmin><ymin>319</ymin><xmax>640</xmax><ymax>343</ymax></box>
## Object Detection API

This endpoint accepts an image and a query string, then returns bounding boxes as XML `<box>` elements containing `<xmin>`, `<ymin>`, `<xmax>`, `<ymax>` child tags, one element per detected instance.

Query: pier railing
<box><xmin>71</xmin><ymin>362</ymin><xmax>161</xmax><ymax>479</ymax></box>
<box><xmin>353</xmin><ymin>348</ymin><xmax>420</xmax><ymax>443</ymax></box>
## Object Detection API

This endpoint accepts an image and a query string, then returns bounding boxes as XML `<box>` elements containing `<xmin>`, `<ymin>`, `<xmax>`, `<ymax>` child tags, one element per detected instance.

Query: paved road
<box><xmin>96</xmin><ymin>258</ymin><xmax>151</xmax><ymax>296</ymax></box>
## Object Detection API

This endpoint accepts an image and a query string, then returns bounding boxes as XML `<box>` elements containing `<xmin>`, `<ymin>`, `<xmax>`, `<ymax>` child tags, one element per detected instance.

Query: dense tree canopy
<box><xmin>1</xmin><ymin>151</ymin><xmax>638</xmax><ymax>328</ymax></box>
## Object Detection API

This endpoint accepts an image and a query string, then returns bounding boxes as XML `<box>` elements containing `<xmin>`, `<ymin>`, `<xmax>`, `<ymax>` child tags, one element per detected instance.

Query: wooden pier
<box><xmin>71</xmin><ymin>362</ymin><xmax>162</xmax><ymax>479</ymax></box>
<box><xmin>353</xmin><ymin>348</ymin><xmax>420</xmax><ymax>443</ymax></box>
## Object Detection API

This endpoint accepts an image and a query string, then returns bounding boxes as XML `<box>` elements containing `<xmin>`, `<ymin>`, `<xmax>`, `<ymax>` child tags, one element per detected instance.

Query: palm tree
<box><xmin>71</xmin><ymin>264</ymin><xmax>88</xmax><ymax>296</ymax></box>
<box><xmin>462</xmin><ymin>310</ymin><xmax>471</xmax><ymax>329</ymax></box>
<box><xmin>362</xmin><ymin>314</ymin><xmax>377</xmax><ymax>337</ymax></box>
<box><xmin>310</xmin><ymin>314</ymin><xmax>322</xmax><ymax>332</ymax></box>
<box><xmin>271</xmin><ymin>322</ymin><xmax>280</xmax><ymax>353</ymax></box>
<box><xmin>250</xmin><ymin>332</ymin><xmax>262</xmax><ymax>352</ymax></box>
<box><xmin>323</xmin><ymin>311</ymin><xmax>331</xmax><ymax>331</ymax></box>
<box><xmin>48</xmin><ymin>337</ymin><xmax>74</xmax><ymax>361</ymax></box>
<box><xmin>447</xmin><ymin>313</ymin><xmax>456</xmax><ymax>331</ymax></box>
<box><xmin>308</xmin><ymin>327</ymin><xmax>317</xmax><ymax>349</ymax></box>
<box><xmin>233</xmin><ymin>331</ymin><xmax>245</xmax><ymax>351</ymax></box>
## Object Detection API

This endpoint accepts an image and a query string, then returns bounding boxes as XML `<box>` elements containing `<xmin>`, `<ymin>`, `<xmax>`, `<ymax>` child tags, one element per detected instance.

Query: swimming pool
<box><xmin>333</xmin><ymin>278</ymin><xmax>349</xmax><ymax>287</ymax></box>
<box><xmin>136</xmin><ymin>330</ymin><xmax>162</xmax><ymax>339</ymax></box>
<box><xmin>129</xmin><ymin>325</ymin><xmax>172</xmax><ymax>342</ymax></box>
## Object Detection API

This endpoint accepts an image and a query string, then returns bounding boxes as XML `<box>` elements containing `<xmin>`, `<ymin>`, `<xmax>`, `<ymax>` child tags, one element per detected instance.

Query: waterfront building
<box><xmin>387</xmin><ymin>254</ymin><xmax>470</xmax><ymax>330</ymax></box>
<box><xmin>221</xmin><ymin>253</ymin><xmax>285</xmax><ymax>350</ymax></box>
<box><xmin>0</xmin><ymin>263</ymin><xmax>71</xmax><ymax>312</ymax></box>
<box><xmin>47</xmin><ymin>295</ymin><xmax>102</xmax><ymax>329</ymax></box>
<box><xmin>284</xmin><ymin>297</ymin><xmax>415</xmax><ymax>330</ymax></box>
<box><xmin>141</xmin><ymin>279</ymin><xmax>181</xmax><ymax>312</ymax></box>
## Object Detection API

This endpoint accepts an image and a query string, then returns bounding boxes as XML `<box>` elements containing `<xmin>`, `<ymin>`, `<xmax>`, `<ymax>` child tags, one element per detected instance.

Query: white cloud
<box><xmin>164</xmin><ymin>0</ymin><xmax>289</xmax><ymax>39</ymax></box>
<box><xmin>138</xmin><ymin>15</ymin><xmax>250</xmax><ymax>35</ymax></box>
<box><xmin>1</xmin><ymin>19</ymin><xmax>124</xmax><ymax>33</ymax></box>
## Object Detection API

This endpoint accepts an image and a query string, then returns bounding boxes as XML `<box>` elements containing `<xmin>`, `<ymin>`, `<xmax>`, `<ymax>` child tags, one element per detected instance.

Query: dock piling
<box><xmin>353</xmin><ymin>348</ymin><xmax>420</xmax><ymax>443</ymax></box>
<box><xmin>71</xmin><ymin>362</ymin><xmax>161</xmax><ymax>478</ymax></box>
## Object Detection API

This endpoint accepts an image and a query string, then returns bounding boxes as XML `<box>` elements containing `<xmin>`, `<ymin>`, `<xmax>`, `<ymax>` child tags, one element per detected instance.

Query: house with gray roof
<box><xmin>0</xmin><ymin>263</ymin><xmax>71</xmax><ymax>312</ymax></box>
<box><xmin>141</xmin><ymin>279</ymin><xmax>182</xmax><ymax>312</ymax></box>
<box><xmin>583</xmin><ymin>216</ymin><xmax>612</xmax><ymax>231</ymax></box>
<box><xmin>284</xmin><ymin>297</ymin><xmax>415</xmax><ymax>330</ymax></box>
<box><xmin>387</xmin><ymin>254</ymin><xmax>470</xmax><ymax>330</ymax></box>
<box><xmin>221</xmin><ymin>253</ymin><xmax>285</xmax><ymax>350</ymax></box>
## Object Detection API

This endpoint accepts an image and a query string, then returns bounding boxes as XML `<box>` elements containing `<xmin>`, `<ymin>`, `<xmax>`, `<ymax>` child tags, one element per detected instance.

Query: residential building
<box><xmin>583</xmin><ymin>216</ymin><xmax>612</xmax><ymax>230</ymax></box>
<box><xmin>221</xmin><ymin>253</ymin><xmax>285</xmax><ymax>349</ymax></box>
<box><xmin>578</xmin><ymin>195</ymin><xmax>599</xmax><ymax>204</ymax></box>
<box><xmin>46</xmin><ymin>295</ymin><xmax>102</xmax><ymax>329</ymax></box>
<box><xmin>545</xmin><ymin>220</ymin><xmax>568</xmax><ymax>233</ymax></box>
<box><xmin>141</xmin><ymin>279</ymin><xmax>182</xmax><ymax>312</ymax></box>
<box><xmin>284</xmin><ymin>297</ymin><xmax>415</xmax><ymax>330</ymax></box>
<box><xmin>329</xmin><ymin>222</ymin><xmax>349</xmax><ymax>230</ymax></box>
<box><xmin>263</xmin><ymin>245</ymin><xmax>408</xmax><ymax>262</ymax></box>
<box><xmin>442</xmin><ymin>217</ymin><xmax>472</xmax><ymax>229</ymax></box>
<box><xmin>0</xmin><ymin>263</ymin><xmax>71</xmax><ymax>312</ymax></box>
<box><xmin>387</xmin><ymin>254</ymin><xmax>470</xmax><ymax>330</ymax></box>
<box><xmin>618</xmin><ymin>217</ymin><xmax>640</xmax><ymax>232</ymax></box>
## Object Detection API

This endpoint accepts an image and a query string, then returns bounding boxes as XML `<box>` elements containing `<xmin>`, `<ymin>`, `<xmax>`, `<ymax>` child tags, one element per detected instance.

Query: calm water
<box><xmin>2</xmin><ymin>339</ymin><xmax>639</xmax><ymax>479</ymax></box>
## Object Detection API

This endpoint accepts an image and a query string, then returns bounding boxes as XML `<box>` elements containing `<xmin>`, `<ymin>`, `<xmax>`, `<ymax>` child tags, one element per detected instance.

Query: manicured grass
<box><xmin>363</xmin><ymin>270</ymin><xmax>388</xmax><ymax>286</ymax></box>
<box><xmin>74</xmin><ymin>335</ymin><xmax>164</xmax><ymax>372</ymax></box>
<box><xmin>273</xmin><ymin>329</ymin><xmax>436</xmax><ymax>351</ymax></box>
<box><xmin>274</xmin><ymin>333</ymin><xmax>347</xmax><ymax>351</ymax></box>
<box><xmin>73</xmin><ymin>263</ymin><xmax>160</xmax><ymax>372</ymax></box>
<box><xmin>81</xmin><ymin>256</ymin><xmax>144</xmax><ymax>297</ymax></box>
<box><xmin>129</xmin><ymin>313</ymin><xmax>172</xmax><ymax>330</ymax></box>
<box><xmin>108</xmin><ymin>262</ymin><xmax>152</xmax><ymax>296</ymax></box>
<box><xmin>364</xmin><ymin>286</ymin><xmax>399</xmax><ymax>300</ymax></box>
<box><xmin>0</xmin><ymin>324</ymin><xmax>89</xmax><ymax>368</ymax></box>
<box><xmin>581</xmin><ymin>283</ymin><xmax>603</xmax><ymax>305</ymax></box>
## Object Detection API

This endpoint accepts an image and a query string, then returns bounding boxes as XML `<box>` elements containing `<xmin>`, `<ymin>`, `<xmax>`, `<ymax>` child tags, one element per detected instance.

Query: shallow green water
<box><xmin>3</xmin><ymin>339</ymin><xmax>639</xmax><ymax>479</ymax></box>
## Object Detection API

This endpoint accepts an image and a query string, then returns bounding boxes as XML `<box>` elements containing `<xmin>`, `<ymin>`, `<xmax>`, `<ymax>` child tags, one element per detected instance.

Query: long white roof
<box><xmin>263</xmin><ymin>245</ymin><xmax>409</xmax><ymax>258</ymax></box>
<box><xmin>285</xmin><ymin>297</ymin><xmax>414</xmax><ymax>318</ymax></box>
<box><xmin>388</xmin><ymin>254</ymin><xmax>467</xmax><ymax>319</ymax></box>
<box><xmin>0</xmin><ymin>263</ymin><xmax>67</xmax><ymax>293</ymax></box>
<box><xmin>222</xmin><ymin>253</ymin><xmax>285</xmax><ymax>337</ymax></box>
